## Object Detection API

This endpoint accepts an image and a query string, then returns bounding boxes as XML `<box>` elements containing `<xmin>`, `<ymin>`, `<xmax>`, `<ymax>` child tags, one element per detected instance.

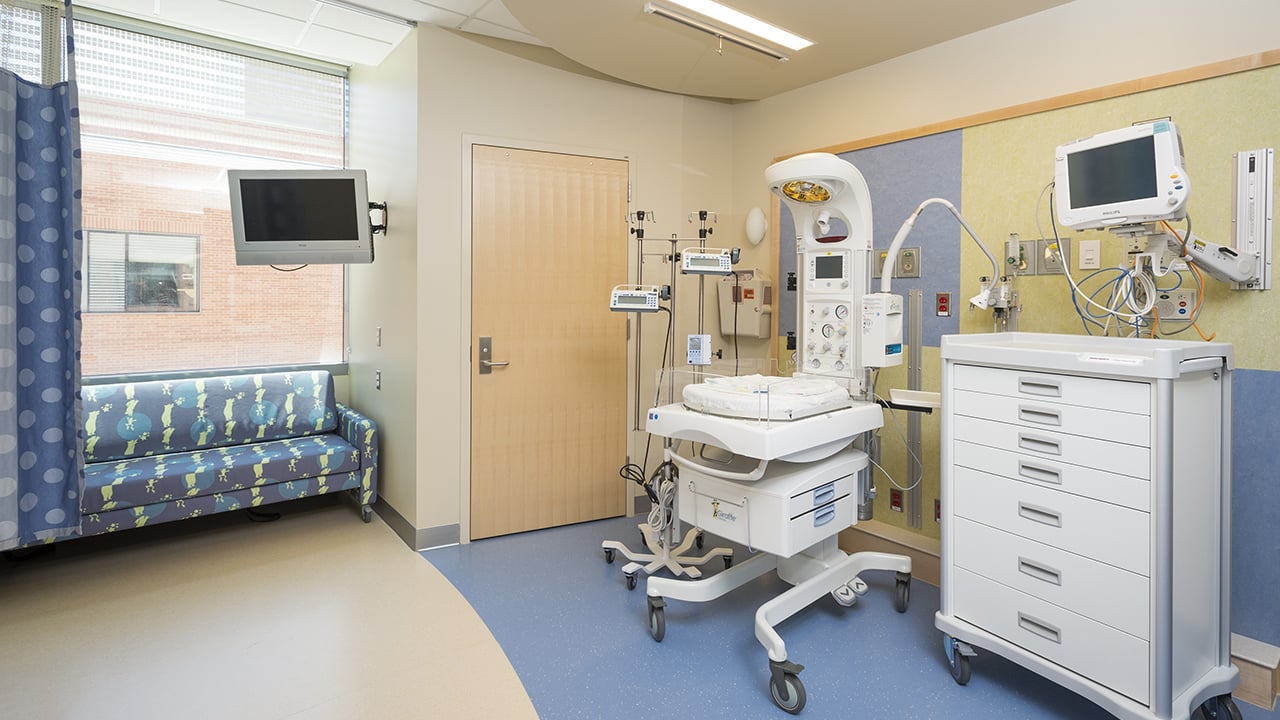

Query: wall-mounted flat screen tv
<box><xmin>229</xmin><ymin>168</ymin><xmax>373</xmax><ymax>265</ymax></box>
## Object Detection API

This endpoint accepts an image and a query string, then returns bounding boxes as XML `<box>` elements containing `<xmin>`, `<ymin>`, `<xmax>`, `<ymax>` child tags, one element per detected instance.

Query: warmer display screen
<box><xmin>814</xmin><ymin>255</ymin><xmax>844</xmax><ymax>279</ymax></box>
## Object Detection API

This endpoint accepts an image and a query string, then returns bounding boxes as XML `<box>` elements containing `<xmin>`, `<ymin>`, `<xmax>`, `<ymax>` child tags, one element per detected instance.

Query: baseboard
<box><xmin>1232</xmin><ymin>633</ymin><xmax>1280</xmax><ymax>710</ymax></box>
<box><xmin>373</xmin><ymin>499</ymin><xmax>461</xmax><ymax>551</ymax></box>
<box><xmin>838</xmin><ymin>519</ymin><xmax>940</xmax><ymax>587</ymax></box>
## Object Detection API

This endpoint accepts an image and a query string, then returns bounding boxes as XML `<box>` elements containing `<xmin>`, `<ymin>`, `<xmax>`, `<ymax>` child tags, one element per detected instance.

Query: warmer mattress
<box><xmin>681</xmin><ymin>374</ymin><xmax>853</xmax><ymax>421</ymax></box>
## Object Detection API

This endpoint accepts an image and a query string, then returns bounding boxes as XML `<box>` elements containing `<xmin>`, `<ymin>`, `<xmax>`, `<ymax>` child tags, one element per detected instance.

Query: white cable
<box><xmin>879</xmin><ymin>198</ymin><xmax>1000</xmax><ymax>309</ymax></box>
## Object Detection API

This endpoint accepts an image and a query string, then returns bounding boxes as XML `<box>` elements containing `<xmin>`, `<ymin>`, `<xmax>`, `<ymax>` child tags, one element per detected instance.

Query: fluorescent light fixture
<box><xmin>664</xmin><ymin>0</ymin><xmax>812</xmax><ymax>52</ymax></box>
<box><xmin>644</xmin><ymin>2</ymin><xmax>791</xmax><ymax>62</ymax></box>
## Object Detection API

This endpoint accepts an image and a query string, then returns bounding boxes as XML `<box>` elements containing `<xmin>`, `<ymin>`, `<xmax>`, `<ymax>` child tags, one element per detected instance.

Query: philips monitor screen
<box><xmin>229</xmin><ymin>169</ymin><xmax>373</xmax><ymax>265</ymax></box>
<box><xmin>1054</xmin><ymin>121</ymin><xmax>1189</xmax><ymax>230</ymax></box>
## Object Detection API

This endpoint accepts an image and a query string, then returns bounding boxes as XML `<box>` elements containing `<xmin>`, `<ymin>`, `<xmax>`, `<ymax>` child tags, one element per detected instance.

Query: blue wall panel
<box><xmin>1230</xmin><ymin>367</ymin><xmax>1280</xmax><ymax>645</ymax></box>
<box><xmin>778</xmin><ymin>131</ymin><xmax>963</xmax><ymax>346</ymax></box>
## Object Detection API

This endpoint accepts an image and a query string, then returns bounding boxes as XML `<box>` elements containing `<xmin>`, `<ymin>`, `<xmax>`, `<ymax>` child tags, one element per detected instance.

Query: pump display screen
<box><xmin>814</xmin><ymin>255</ymin><xmax>844</xmax><ymax>279</ymax></box>
<box><xmin>689</xmin><ymin>256</ymin><xmax>722</xmax><ymax>267</ymax></box>
<box><xmin>616</xmin><ymin>294</ymin><xmax>648</xmax><ymax>304</ymax></box>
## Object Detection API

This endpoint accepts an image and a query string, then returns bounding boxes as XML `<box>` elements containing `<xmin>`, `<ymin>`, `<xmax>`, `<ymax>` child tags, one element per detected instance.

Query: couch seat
<box><xmin>83</xmin><ymin>434</ymin><xmax>360</xmax><ymax>514</ymax></box>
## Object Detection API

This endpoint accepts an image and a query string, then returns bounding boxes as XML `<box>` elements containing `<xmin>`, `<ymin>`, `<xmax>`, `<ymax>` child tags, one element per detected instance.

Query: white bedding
<box><xmin>681</xmin><ymin>374</ymin><xmax>853</xmax><ymax>421</ymax></box>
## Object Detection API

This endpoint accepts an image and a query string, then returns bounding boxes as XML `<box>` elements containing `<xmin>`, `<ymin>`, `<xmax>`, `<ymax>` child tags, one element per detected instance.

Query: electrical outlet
<box><xmin>889</xmin><ymin>488</ymin><xmax>903</xmax><ymax>512</ymax></box>
<box><xmin>934</xmin><ymin>498</ymin><xmax>941</xmax><ymax>523</ymax></box>
<box><xmin>375</xmin><ymin>370</ymin><xmax>382</xmax><ymax>390</ymax></box>
<box><xmin>935</xmin><ymin>291</ymin><xmax>952</xmax><ymax>317</ymax></box>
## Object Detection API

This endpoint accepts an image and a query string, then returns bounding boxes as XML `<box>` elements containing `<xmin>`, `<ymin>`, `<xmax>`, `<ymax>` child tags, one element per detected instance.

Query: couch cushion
<box><xmin>83</xmin><ymin>434</ymin><xmax>360</xmax><ymax>514</ymax></box>
<box><xmin>83</xmin><ymin>371</ymin><xmax>338</xmax><ymax>462</ymax></box>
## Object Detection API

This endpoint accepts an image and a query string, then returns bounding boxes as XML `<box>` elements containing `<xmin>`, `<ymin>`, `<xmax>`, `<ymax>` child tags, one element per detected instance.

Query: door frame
<box><xmin>459</xmin><ymin>135</ymin><xmax>636</xmax><ymax>544</ymax></box>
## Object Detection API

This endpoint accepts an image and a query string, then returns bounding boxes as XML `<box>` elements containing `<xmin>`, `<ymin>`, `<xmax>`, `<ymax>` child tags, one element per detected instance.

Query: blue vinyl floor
<box><xmin>424</xmin><ymin>514</ymin><xmax>1280</xmax><ymax>720</ymax></box>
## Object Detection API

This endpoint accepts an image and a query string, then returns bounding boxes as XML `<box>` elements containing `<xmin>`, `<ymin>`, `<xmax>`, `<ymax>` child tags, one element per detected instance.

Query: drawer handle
<box><xmin>1017</xmin><ymin>612</ymin><xmax>1062</xmax><ymax>644</ymax></box>
<box><xmin>1017</xmin><ymin>378</ymin><xmax>1062</xmax><ymax>398</ymax></box>
<box><xmin>813</xmin><ymin>504</ymin><xmax>836</xmax><ymax>527</ymax></box>
<box><xmin>1018</xmin><ymin>405</ymin><xmax>1062</xmax><ymax>426</ymax></box>
<box><xmin>1018</xmin><ymin>557</ymin><xmax>1063</xmax><ymax>586</ymax></box>
<box><xmin>1018</xmin><ymin>433</ymin><xmax>1062</xmax><ymax>456</ymax></box>
<box><xmin>1018</xmin><ymin>502</ymin><xmax>1063</xmax><ymax>528</ymax></box>
<box><xmin>1018</xmin><ymin>461</ymin><xmax>1063</xmax><ymax>485</ymax></box>
<box><xmin>812</xmin><ymin>482</ymin><xmax>836</xmax><ymax>506</ymax></box>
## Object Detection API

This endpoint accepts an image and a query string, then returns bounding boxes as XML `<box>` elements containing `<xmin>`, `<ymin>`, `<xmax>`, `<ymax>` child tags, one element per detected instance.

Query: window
<box><xmin>1</xmin><ymin>9</ymin><xmax>351</xmax><ymax>376</ymax></box>
<box><xmin>85</xmin><ymin>231</ymin><xmax>200</xmax><ymax>312</ymax></box>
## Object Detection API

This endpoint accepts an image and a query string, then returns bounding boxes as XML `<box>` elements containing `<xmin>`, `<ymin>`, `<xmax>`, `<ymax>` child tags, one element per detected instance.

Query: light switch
<box><xmin>1078</xmin><ymin>239</ymin><xmax>1101</xmax><ymax>270</ymax></box>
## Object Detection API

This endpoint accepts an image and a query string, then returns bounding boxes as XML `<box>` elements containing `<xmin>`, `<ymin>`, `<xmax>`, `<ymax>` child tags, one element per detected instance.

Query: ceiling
<box><xmin>78</xmin><ymin>0</ymin><xmax>1072</xmax><ymax>101</ymax></box>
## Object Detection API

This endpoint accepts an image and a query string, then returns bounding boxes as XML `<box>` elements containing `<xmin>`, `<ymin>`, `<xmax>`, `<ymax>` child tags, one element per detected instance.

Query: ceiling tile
<box><xmin>313</xmin><ymin>4</ymin><xmax>410</xmax><ymax>38</ymax></box>
<box><xmin>222</xmin><ymin>0</ymin><xmax>317</xmax><ymax>22</ymax></box>
<box><xmin>298</xmin><ymin>22</ymin><xmax>409</xmax><ymax>65</ymax></box>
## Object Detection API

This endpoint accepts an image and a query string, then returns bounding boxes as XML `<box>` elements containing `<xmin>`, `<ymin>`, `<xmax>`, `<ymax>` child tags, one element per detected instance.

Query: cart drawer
<box><xmin>952</xmin><ymin>389</ymin><xmax>1150</xmax><ymax>447</ymax></box>
<box><xmin>953</xmin><ymin>517</ymin><xmax>1150</xmax><ymax>639</ymax></box>
<box><xmin>953</xmin><ymin>364</ymin><xmax>1150</xmax><ymax>415</ymax></box>
<box><xmin>953</xmin><ymin>416</ymin><xmax>1150</xmax><ymax>481</ymax></box>
<box><xmin>953</xmin><ymin>441</ymin><xmax>1150</xmax><ymax>512</ymax></box>
<box><xmin>953</xmin><ymin>466</ymin><xmax>1150</xmax><ymax>576</ymax></box>
<box><xmin>953</xmin><ymin>568</ymin><xmax>1150</xmax><ymax>704</ymax></box>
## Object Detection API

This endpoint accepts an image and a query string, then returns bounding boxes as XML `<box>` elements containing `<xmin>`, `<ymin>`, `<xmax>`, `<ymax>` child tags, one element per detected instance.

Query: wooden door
<box><xmin>470</xmin><ymin>145</ymin><xmax>629</xmax><ymax>539</ymax></box>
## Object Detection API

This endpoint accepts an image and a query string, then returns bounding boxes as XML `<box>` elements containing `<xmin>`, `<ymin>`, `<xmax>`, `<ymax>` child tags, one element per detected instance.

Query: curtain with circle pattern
<box><xmin>0</xmin><ymin>0</ymin><xmax>83</xmax><ymax>550</ymax></box>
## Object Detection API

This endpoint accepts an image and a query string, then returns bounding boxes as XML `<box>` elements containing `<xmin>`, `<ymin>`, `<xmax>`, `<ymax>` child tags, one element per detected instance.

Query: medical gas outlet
<box><xmin>861</xmin><ymin>292</ymin><xmax>904</xmax><ymax>368</ymax></box>
<box><xmin>803</xmin><ymin>300</ymin><xmax>852</xmax><ymax>372</ymax></box>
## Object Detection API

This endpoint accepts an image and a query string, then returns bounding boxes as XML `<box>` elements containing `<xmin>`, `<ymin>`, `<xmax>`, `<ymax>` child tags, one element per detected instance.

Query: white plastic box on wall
<box><xmin>718</xmin><ymin>270</ymin><xmax>772</xmax><ymax>338</ymax></box>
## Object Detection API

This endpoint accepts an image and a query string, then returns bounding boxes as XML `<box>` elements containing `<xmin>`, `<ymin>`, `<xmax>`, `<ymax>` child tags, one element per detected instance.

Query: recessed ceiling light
<box><xmin>664</xmin><ymin>0</ymin><xmax>813</xmax><ymax>52</ymax></box>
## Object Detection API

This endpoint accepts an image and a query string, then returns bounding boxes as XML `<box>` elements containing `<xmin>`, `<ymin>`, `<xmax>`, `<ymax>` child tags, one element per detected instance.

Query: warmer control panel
<box><xmin>802</xmin><ymin>299</ymin><xmax>854</xmax><ymax>374</ymax></box>
<box><xmin>805</xmin><ymin>250</ymin><xmax>851</xmax><ymax>292</ymax></box>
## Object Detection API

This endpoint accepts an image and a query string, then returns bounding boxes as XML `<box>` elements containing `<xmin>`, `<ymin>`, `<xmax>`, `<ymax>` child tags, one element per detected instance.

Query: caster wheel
<box><xmin>769</xmin><ymin>671</ymin><xmax>806</xmax><ymax>714</ymax></box>
<box><xmin>695</xmin><ymin>531</ymin><xmax>704</xmax><ymax>549</ymax></box>
<box><xmin>1200</xmin><ymin>695</ymin><xmax>1242</xmax><ymax>720</ymax></box>
<box><xmin>894</xmin><ymin>577</ymin><xmax>911</xmax><ymax>613</ymax></box>
<box><xmin>625</xmin><ymin>573</ymin><xmax>637</xmax><ymax>591</ymax></box>
<box><xmin>648</xmin><ymin>602</ymin><xmax>666</xmax><ymax>642</ymax></box>
<box><xmin>603</xmin><ymin>548</ymin><xmax>615</xmax><ymax>564</ymax></box>
<box><xmin>947</xmin><ymin>643</ymin><xmax>971</xmax><ymax>686</ymax></box>
<box><xmin>361</xmin><ymin>506</ymin><xmax>373</xmax><ymax>523</ymax></box>
<box><xmin>724</xmin><ymin>555</ymin><xmax>733</xmax><ymax>569</ymax></box>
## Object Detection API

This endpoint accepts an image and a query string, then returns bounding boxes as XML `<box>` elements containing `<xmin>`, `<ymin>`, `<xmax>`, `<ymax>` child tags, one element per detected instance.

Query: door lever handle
<box><xmin>481</xmin><ymin>360</ymin><xmax>510</xmax><ymax>368</ymax></box>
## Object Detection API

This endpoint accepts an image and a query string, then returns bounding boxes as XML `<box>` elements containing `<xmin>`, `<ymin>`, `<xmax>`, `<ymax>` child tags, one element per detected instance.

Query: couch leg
<box><xmin>245</xmin><ymin>508</ymin><xmax>282</xmax><ymax>523</ymax></box>
<box><xmin>361</xmin><ymin>505</ymin><xmax>373</xmax><ymax>523</ymax></box>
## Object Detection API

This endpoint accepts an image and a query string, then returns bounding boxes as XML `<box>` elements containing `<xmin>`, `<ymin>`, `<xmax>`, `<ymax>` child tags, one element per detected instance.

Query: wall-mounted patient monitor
<box><xmin>1055</xmin><ymin>120</ymin><xmax>1189</xmax><ymax>230</ymax></box>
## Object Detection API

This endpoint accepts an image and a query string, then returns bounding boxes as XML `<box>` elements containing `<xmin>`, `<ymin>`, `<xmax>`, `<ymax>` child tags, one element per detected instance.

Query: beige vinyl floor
<box><xmin>0</xmin><ymin>497</ymin><xmax>538</xmax><ymax>720</ymax></box>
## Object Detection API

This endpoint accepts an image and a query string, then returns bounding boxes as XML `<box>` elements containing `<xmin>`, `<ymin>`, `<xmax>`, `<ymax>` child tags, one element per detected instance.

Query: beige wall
<box><xmin>350</xmin><ymin>0</ymin><xmax>1280</xmax><ymax>541</ymax></box>
<box><xmin>731</xmin><ymin>0</ymin><xmax>1280</xmax><ymax>220</ymax></box>
<box><xmin>348</xmin><ymin>33</ymin><xmax>420</xmax><ymax>526</ymax></box>
<box><xmin>351</xmin><ymin>26</ymin><xmax>735</xmax><ymax>538</ymax></box>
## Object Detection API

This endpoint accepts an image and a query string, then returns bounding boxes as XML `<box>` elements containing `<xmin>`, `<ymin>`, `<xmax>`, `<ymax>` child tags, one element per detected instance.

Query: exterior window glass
<box><xmin>85</xmin><ymin>231</ymin><xmax>200</xmax><ymax>312</ymax></box>
<box><xmin>66</xmin><ymin>20</ymin><xmax>348</xmax><ymax>376</ymax></box>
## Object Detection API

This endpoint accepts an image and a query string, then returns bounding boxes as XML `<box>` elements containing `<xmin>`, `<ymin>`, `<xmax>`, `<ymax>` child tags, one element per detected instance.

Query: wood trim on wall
<box><xmin>791</xmin><ymin>49</ymin><xmax>1280</xmax><ymax>160</ymax></box>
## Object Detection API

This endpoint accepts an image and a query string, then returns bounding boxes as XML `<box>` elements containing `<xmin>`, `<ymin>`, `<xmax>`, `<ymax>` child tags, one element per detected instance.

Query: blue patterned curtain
<box><xmin>0</xmin><ymin>0</ymin><xmax>83</xmax><ymax>550</ymax></box>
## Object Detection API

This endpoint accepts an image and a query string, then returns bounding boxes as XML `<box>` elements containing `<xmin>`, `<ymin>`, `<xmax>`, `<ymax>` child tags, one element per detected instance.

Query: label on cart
<box><xmin>711</xmin><ymin>499</ymin><xmax>739</xmax><ymax>524</ymax></box>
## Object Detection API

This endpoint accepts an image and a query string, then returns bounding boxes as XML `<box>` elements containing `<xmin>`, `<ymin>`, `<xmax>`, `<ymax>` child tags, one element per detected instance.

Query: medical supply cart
<box><xmin>935</xmin><ymin>332</ymin><xmax>1241</xmax><ymax>720</ymax></box>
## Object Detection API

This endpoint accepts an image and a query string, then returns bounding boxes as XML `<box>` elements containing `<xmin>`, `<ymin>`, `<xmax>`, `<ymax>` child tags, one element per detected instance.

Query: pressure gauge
<box><xmin>835</xmin><ymin>304</ymin><xmax>849</xmax><ymax>320</ymax></box>
<box><xmin>822</xmin><ymin>324</ymin><xmax>835</xmax><ymax>338</ymax></box>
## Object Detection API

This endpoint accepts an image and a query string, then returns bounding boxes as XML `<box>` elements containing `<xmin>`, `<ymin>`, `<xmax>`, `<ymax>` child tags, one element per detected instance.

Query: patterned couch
<box><xmin>79</xmin><ymin>370</ymin><xmax>377</xmax><ymax>536</ymax></box>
